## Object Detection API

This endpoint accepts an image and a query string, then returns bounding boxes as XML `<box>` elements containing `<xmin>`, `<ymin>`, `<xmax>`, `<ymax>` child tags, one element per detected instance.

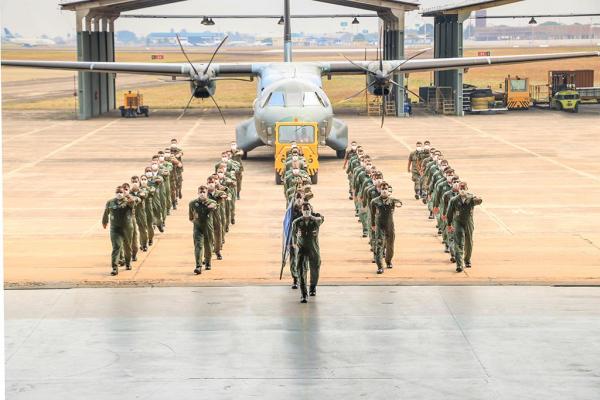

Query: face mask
<box><xmin>171</xmin><ymin>143</ymin><xmax>177</xmax><ymax>147</ymax></box>
<box><xmin>158</xmin><ymin>156</ymin><xmax>164</xmax><ymax>161</ymax></box>
<box><xmin>231</xmin><ymin>145</ymin><xmax>237</xmax><ymax>150</ymax></box>
<box><xmin>416</xmin><ymin>146</ymin><xmax>423</xmax><ymax>151</ymax></box>
<box><xmin>292</xmin><ymin>169</ymin><xmax>299</xmax><ymax>175</ymax></box>
<box><xmin>351</xmin><ymin>145</ymin><xmax>357</xmax><ymax>150</ymax></box>
<box><xmin>151</xmin><ymin>165</ymin><xmax>159</xmax><ymax>172</ymax></box>
<box><xmin>424</xmin><ymin>145</ymin><xmax>431</xmax><ymax>151</ymax></box>
<box><xmin>302</xmin><ymin>210</ymin><xmax>311</xmax><ymax>217</ymax></box>
<box><xmin>217</xmin><ymin>173</ymin><xmax>224</xmax><ymax>179</ymax></box>
<box><xmin>145</xmin><ymin>172</ymin><xmax>153</xmax><ymax>178</ymax></box>
<box><xmin>116</xmin><ymin>193</ymin><xmax>124</xmax><ymax>200</ymax></box>
<box><xmin>292</xmin><ymin>156</ymin><xmax>299</xmax><ymax>161</ymax></box>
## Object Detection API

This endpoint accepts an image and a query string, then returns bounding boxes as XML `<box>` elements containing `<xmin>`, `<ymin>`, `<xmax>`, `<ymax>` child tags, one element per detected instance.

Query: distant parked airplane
<box><xmin>3</xmin><ymin>28</ymin><xmax>56</xmax><ymax>47</ymax></box>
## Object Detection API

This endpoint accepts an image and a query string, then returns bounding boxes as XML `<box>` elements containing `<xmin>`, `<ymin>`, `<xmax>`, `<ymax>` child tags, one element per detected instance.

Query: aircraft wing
<box><xmin>0</xmin><ymin>60</ymin><xmax>256</xmax><ymax>77</ymax></box>
<box><xmin>325</xmin><ymin>51</ymin><xmax>600</xmax><ymax>75</ymax></box>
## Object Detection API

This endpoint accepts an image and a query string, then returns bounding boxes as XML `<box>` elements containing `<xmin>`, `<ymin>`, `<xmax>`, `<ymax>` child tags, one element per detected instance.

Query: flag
<box><xmin>280</xmin><ymin>201</ymin><xmax>294</xmax><ymax>280</ymax></box>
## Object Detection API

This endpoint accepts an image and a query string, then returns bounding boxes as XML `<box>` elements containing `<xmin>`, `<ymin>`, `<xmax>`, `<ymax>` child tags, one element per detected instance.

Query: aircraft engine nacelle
<box><xmin>189</xmin><ymin>65</ymin><xmax>218</xmax><ymax>98</ymax></box>
<box><xmin>366</xmin><ymin>74</ymin><xmax>391</xmax><ymax>97</ymax></box>
<box><xmin>190</xmin><ymin>79</ymin><xmax>217</xmax><ymax>99</ymax></box>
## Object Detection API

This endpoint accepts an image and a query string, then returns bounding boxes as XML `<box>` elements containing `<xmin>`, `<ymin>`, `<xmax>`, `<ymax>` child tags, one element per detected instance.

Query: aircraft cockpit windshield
<box><xmin>262</xmin><ymin>91</ymin><xmax>327</xmax><ymax>108</ymax></box>
<box><xmin>278</xmin><ymin>125</ymin><xmax>315</xmax><ymax>144</ymax></box>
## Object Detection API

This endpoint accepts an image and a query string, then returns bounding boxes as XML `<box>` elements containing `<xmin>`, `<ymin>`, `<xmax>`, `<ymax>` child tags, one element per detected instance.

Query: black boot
<box><xmin>428</xmin><ymin>211</ymin><xmax>434</xmax><ymax>219</ymax></box>
<box><xmin>414</xmin><ymin>192</ymin><xmax>419</xmax><ymax>200</ymax></box>
<box><xmin>309</xmin><ymin>286</ymin><xmax>316</xmax><ymax>296</ymax></box>
<box><xmin>386</xmin><ymin>263</ymin><xmax>393</xmax><ymax>269</ymax></box>
<box><xmin>172</xmin><ymin>204</ymin><xmax>177</xmax><ymax>210</ymax></box>
<box><xmin>450</xmin><ymin>255</ymin><xmax>456</xmax><ymax>263</ymax></box>
<box><xmin>118</xmin><ymin>259</ymin><xmax>125</xmax><ymax>266</ymax></box>
<box><xmin>132</xmin><ymin>255</ymin><xmax>138</xmax><ymax>262</ymax></box>
<box><xmin>194</xmin><ymin>266</ymin><xmax>202</xmax><ymax>275</ymax></box>
<box><xmin>111</xmin><ymin>267</ymin><xmax>118</xmax><ymax>276</ymax></box>
<box><xmin>148</xmin><ymin>239</ymin><xmax>153</xmax><ymax>246</ymax></box>
<box><xmin>456</xmin><ymin>265</ymin><xmax>463</xmax><ymax>273</ymax></box>
<box><xmin>205</xmin><ymin>262</ymin><xmax>211</xmax><ymax>270</ymax></box>
<box><xmin>377</xmin><ymin>267</ymin><xmax>384</xmax><ymax>274</ymax></box>
<box><xmin>301</xmin><ymin>286</ymin><xmax>308</xmax><ymax>303</ymax></box>
<box><xmin>157</xmin><ymin>224</ymin><xmax>164</xmax><ymax>233</ymax></box>
<box><xmin>465</xmin><ymin>261</ymin><xmax>472</xmax><ymax>268</ymax></box>
<box><xmin>231</xmin><ymin>219</ymin><xmax>235</xmax><ymax>225</ymax></box>
<box><xmin>444</xmin><ymin>244</ymin><xmax>450</xmax><ymax>253</ymax></box>
<box><xmin>291</xmin><ymin>278</ymin><xmax>298</xmax><ymax>289</ymax></box>
<box><xmin>125</xmin><ymin>264</ymin><xmax>132</xmax><ymax>271</ymax></box>
<box><xmin>216</xmin><ymin>252</ymin><xmax>223</xmax><ymax>260</ymax></box>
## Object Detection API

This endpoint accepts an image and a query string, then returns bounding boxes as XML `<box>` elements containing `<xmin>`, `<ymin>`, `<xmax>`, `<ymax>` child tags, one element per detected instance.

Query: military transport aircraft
<box><xmin>2</xmin><ymin>35</ymin><xmax>598</xmax><ymax>159</ymax></box>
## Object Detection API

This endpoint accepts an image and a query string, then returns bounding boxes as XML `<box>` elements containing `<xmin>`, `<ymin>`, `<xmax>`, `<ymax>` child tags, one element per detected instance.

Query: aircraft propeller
<box><xmin>338</xmin><ymin>26</ymin><xmax>430</xmax><ymax>127</ymax></box>
<box><xmin>175</xmin><ymin>34</ymin><xmax>251</xmax><ymax>122</ymax></box>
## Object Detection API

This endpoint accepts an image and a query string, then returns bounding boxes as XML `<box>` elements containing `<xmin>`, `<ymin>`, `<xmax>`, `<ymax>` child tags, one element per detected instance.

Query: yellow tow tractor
<box><xmin>119</xmin><ymin>91</ymin><xmax>149</xmax><ymax>118</ymax></box>
<box><xmin>274</xmin><ymin>121</ymin><xmax>319</xmax><ymax>185</ymax></box>
<box><xmin>504</xmin><ymin>75</ymin><xmax>530</xmax><ymax>110</ymax></box>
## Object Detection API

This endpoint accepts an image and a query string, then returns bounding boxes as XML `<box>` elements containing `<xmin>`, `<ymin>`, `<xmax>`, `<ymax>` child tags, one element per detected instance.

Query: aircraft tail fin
<box><xmin>4</xmin><ymin>28</ymin><xmax>14</xmax><ymax>39</ymax></box>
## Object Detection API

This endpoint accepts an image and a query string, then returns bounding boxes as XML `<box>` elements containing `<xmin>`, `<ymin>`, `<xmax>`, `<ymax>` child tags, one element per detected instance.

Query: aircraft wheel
<box><xmin>310</xmin><ymin>172</ymin><xmax>318</xmax><ymax>185</ymax></box>
<box><xmin>242</xmin><ymin>151</ymin><xmax>248</xmax><ymax>160</ymax></box>
<box><xmin>573</xmin><ymin>104</ymin><xmax>579</xmax><ymax>113</ymax></box>
<box><xmin>336</xmin><ymin>149</ymin><xmax>346</xmax><ymax>159</ymax></box>
<box><xmin>275</xmin><ymin>172</ymin><xmax>282</xmax><ymax>185</ymax></box>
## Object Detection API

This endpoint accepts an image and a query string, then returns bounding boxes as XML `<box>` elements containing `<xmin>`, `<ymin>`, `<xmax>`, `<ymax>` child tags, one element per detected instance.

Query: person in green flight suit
<box><xmin>407</xmin><ymin>141</ymin><xmax>423</xmax><ymax>199</ymax></box>
<box><xmin>446</xmin><ymin>181</ymin><xmax>483</xmax><ymax>273</ymax></box>
<box><xmin>139</xmin><ymin>173</ymin><xmax>155</xmax><ymax>248</ymax></box>
<box><xmin>291</xmin><ymin>203</ymin><xmax>325</xmax><ymax>303</ymax></box>
<box><xmin>130</xmin><ymin>176</ymin><xmax>148</xmax><ymax>253</ymax></box>
<box><xmin>370</xmin><ymin>182</ymin><xmax>403</xmax><ymax>274</ymax></box>
<box><xmin>229</xmin><ymin>142</ymin><xmax>244</xmax><ymax>199</ymax></box>
<box><xmin>102</xmin><ymin>186</ymin><xmax>137</xmax><ymax>276</ymax></box>
<box><xmin>189</xmin><ymin>185</ymin><xmax>218</xmax><ymax>275</ymax></box>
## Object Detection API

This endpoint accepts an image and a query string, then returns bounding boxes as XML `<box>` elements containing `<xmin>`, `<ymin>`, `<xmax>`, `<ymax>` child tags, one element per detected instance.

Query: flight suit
<box><xmin>142</xmin><ymin>184</ymin><xmax>156</xmax><ymax>244</ymax></box>
<box><xmin>408</xmin><ymin>150</ymin><xmax>421</xmax><ymax>195</ymax></box>
<box><xmin>102</xmin><ymin>196</ymin><xmax>135</xmax><ymax>272</ymax></box>
<box><xmin>231</xmin><ymin>149</ymin><xmax>244</xmax><ymax>197</ymax></box>
<box><xmin>441</xmin><ymin>189</ymin><xmax>458</xmax><ymax>256</ymax></box>
<box><xmin>189</xmin><ymin>197</ymin><xmax>217</xmax><ymax>269</ymax></box>
<box><xmin>149</xmin><ymin>175</ymin><xmax>164</xmax><ymax>228</ymax></box>
<box><xmin>416</xmin><ymin>149</ymin><xmax>430</xmax><ymax>195</ymax></box>
<box><xmin>208</xmin><ymin>189</ymin><xmax>226</xmax><ymax>255</ymax></box>
<box><xmin>447</xmin><ymin>194</ymin><xmax>483</xmax><ymax>270</ymax></box>
<box><xmin>292</xmin><ymin>214</ymin><xmax>325</xmax><ymax>299</ymax></box>
<box><xmin>174</xmin><ymin>155</ymin><xmax>184</xmax><ymax>199</ymax></box>
<box><xmin>370</xmin><ymin>195</ymin><xmax>402</xmax><ymax>270</ymax></box>
<box><xmin>361</xmin><ymin>182</ymin><xmax>380</xmax><ymax>256</ymax></box>
<box><xmin>130</xmin><ymin>189</ymin><xmax>147</xmax><ymax>252</ymax></box>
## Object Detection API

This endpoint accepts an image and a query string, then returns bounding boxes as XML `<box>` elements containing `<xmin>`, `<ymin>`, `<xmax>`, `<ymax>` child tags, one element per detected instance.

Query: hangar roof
<box><xmin>60</xmin><ymin>0</ymin><xmax>186</xmax><ymax>14</ymax></box>
<box><xmin>421</xmin><ymin>0</ymin><xmax>522</xmax><ymax>17</ymax></box>
<box><xmin>313</xmin><ymin>0</ymin><xmax>419</xmax><ymax>12</ymax></box>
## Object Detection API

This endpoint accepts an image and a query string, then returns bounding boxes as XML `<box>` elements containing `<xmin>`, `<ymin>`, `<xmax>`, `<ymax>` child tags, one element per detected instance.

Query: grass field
<box><xmin>2</xmin><ymin>46</ymin><xmax>599</xmax><ymax>110</ymax></box>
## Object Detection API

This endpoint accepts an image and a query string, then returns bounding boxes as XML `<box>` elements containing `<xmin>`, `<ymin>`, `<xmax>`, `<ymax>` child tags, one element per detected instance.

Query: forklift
<box><xmin>119</xmin><ymin>91</ymin><xmax>149</xmax><ymax>118</ymax></box>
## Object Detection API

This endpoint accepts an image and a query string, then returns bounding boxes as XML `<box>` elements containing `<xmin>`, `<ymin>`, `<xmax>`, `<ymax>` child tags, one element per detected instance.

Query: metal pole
<box><xmin>283</xmin><ymin>0</ymin><xmax>292</xmax><ymax>62</ymax></box>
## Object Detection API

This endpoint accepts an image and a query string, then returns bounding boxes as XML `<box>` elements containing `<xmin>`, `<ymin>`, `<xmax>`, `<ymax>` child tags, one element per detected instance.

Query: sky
<box><xmin>1</xmin><ymin>0</ymin><xmax>599</xmax><ymax>38</ymax></box>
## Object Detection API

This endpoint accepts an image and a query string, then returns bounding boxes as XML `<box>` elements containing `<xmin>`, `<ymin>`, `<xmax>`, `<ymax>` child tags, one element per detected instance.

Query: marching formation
<box><xmin>344</xmin><ymin>141</ymin><xmax>403</xmax><ymax>274</ymax></box>
<box><xmin>408</xmin><ymin>141</ymin><xmax>483</xmax><ymax>272</ymax></box>
<box><xmin>102</xmin><ymin>139</ymin><xmax>184</xmax><ymax>276</ymax></box>
<box><xmin>189</xmin><ymin>141</ymin><xmax>244</xmax><ymax>274</ymax></box>
<box><xmin>281</xmin><ymin>142</ymin><xmax>325</xmax><ymax>303</ymax></box>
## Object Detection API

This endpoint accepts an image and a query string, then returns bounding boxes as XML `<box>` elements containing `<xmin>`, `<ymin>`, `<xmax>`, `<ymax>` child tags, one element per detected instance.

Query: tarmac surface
<box><xmin>5</xmin><ymin>286</ymin><xmax>600</xmax><ymax>399</ymax></box>
<box><xmin>2</xmin><ymin>107</ymin><xmax>600</xmax><ymax>287</ymax></box>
